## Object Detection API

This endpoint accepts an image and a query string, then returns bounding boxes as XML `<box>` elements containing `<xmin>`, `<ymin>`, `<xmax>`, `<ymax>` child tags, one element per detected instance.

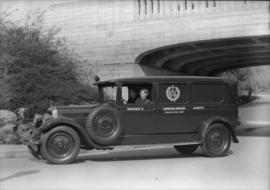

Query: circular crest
<box><xmin>166</xmin><ymin>85</ymin><xmax>180</xmax><ymax>102</ymax></box>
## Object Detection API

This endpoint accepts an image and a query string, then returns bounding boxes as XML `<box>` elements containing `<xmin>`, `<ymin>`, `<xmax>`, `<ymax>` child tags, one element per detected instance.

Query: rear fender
<box><xmin>199</xmin><ymin>116</ymin><xmax>239</xmax><ymax>143</ymax></box>
<box><xmin>40</xmin><ymin>117</ymin><xmax>104</xmax><ymax>149</ymax></box>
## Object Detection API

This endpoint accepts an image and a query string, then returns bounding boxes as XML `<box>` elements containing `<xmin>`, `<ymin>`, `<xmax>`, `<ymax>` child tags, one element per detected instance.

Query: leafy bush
<box><xmin>0</xmin><ymin>10</ymin><xmax>98</xmax><ymax>117</ymax></box>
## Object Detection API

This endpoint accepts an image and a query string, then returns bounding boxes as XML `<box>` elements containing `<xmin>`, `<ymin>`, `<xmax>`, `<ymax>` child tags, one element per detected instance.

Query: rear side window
<box><xmin>190</xmin><ymin>83</ymin><xmax>222</xmax><ymax>103</ymax></box>
<box><xmin>159</xmin><ymin>83</ymin><xmax>187</xmax><ymax>104</ymax></box>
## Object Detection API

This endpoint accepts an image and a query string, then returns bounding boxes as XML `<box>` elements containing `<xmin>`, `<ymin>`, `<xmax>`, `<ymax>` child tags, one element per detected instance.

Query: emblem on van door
<box><xmin>166</xmin><ymin>85</ymin><xmax>180</xmax><ymax>102</ymax></box>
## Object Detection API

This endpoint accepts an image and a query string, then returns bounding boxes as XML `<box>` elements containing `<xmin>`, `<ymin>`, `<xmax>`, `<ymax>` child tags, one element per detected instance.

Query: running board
<box><xmin>107</xmin><ymin>141</ymin><xmax>201</xmax><ymax>150</ymax></box>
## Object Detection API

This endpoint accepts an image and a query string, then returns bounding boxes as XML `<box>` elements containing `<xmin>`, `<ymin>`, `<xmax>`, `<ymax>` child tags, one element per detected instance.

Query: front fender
<box><xmin>199</xmin><ymin>116</ymin><xmax>239</xmax><ymax>143</ymax></box>
<box><xmin>40</xmin><ymin>117</ymin><xmax>104</xmax><ymax>149</ymax></box>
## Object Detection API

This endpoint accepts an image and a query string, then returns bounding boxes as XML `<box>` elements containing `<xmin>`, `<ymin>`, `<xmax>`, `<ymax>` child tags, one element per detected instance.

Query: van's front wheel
<box><xmin>201</xmin><ymin>123</ymin><xmax>231</xmax><ymax>157</ymax></box>
<box><xmin>41</xmin><ymin>126</ymin><xmax>80</xmax><ymax>164</ymax></box>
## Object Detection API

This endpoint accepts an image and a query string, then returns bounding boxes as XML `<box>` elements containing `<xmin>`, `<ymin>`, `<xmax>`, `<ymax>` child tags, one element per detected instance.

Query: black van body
<box><xmin>24</xmin><ymin>76</ymin><xmax>239</xmax><ymax>164</ymax></box>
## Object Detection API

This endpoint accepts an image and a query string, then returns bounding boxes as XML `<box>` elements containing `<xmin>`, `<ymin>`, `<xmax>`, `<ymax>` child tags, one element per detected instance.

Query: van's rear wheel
<box><xmin>41</xmin><ymin>126</ymin><xmax>80</xmax><ymax>164</ymax></box>
<box><xmin>174</xmin><ymin>145</ymin><xmax>199</xmax><ymax>154</ymax></box>
<box><xmin>201</xmin><ymin>123</ymin><xmax>231</xmax><ymax>157</ymax></box>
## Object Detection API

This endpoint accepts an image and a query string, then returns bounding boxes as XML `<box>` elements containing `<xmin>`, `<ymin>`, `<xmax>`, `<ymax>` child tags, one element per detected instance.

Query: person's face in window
<box><xmin>140</xmin><ymin>89</ymin><xmax>149</xmax><ymax>100</ymax></box>
<box><xmin>129</xmin><ymin>89</ymin><xmax>136</xmax><ymax>99</ymax></box>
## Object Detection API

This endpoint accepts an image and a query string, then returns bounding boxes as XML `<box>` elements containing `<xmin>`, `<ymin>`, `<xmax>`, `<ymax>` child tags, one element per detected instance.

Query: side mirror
<box><xmin>94</xmin><ymin>75</ymin><xmax>100</xmax><ymax>82</ymax></box>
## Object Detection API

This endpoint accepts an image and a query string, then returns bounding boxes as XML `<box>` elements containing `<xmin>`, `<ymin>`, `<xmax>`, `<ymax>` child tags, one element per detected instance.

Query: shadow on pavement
<box><xmin>76</xmin><ymin>148</ymin><xmax>208</xmax><ymax>163</ymax></box>
<box><xmin>0</xmin><ymin>170</ymin><xmax>39</xmax><ymax>182</ymax></box>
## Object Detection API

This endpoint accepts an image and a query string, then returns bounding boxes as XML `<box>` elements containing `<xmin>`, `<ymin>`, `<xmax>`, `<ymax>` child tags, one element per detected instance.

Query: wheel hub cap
<box><xmin>95</xmin><ymin>114</ymin><xmax>116</xmax><ymax>137</ymax></box>
<box><xmin>48</xmin><ymin>134</ymin><xmax>73</xmax><ymax>157</ymax></box>
<box><xmin>207</xmin><ymin>129</ymin><xmax>228</xmax><ymax>154</ymax></box>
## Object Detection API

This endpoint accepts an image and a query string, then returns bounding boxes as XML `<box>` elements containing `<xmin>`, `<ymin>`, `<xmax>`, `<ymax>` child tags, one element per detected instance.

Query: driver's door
<box><xmin>117</xmin><ymin>83</ymin><xmax>157</xmax><ymax>135</ymax></box>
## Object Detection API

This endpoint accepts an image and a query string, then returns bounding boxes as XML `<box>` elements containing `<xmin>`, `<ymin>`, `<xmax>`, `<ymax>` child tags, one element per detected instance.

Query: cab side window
<box><xmin>159</xmin><ymin>83</ymin><xmax>187</xmax><ymax>104</ymax></box>
<box><xmin>102</xmin><ymin>85</ymin><xmax>117</xmax><ymax>102</ymax></box>
<box><xmin>121</xmin><ymin>84</ymin><xmax>153</xmax><ymax>105</ymax></box>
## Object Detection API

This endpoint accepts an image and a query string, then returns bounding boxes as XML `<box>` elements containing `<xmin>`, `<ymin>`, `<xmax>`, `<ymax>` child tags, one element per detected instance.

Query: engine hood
<box><xmin>49</xmin><ymin>103</ymin><xmax>99</xmax><ymax>115</ymax></box>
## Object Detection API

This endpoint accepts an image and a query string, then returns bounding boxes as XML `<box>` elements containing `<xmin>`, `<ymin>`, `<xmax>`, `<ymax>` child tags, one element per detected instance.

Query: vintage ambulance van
<box><xmin>25</xmin><ymin>76</ymin><xmax>239</xmax><ymax>164</ymax></box>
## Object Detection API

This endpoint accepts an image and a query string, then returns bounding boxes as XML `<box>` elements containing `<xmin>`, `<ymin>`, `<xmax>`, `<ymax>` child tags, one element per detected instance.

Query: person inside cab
<box><xmin>135</xmin><ymin>88</ymin><xmax>152</xmax><ymax>105</ymax></box>
<box><xmin>127</xmin><ymin>88</ymin><xmax>137</xmax><ymax>104</ymax></box>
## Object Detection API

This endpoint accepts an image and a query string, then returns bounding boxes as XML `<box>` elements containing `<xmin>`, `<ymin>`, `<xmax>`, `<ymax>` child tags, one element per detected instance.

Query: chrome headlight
<box><xmin>51</xmin><ymin>108</ymin><xmax>58</xmax><ymax>118</ymax></box>
<box><xmin>33</xmin><ymin>114</ymin><xmax>43</xmax><ymax>128</ymax></box>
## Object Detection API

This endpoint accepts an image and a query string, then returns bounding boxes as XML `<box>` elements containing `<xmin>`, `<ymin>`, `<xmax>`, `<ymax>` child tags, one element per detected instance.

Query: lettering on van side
<box><xmin>164</xmin><ymin>110</ymin><xmax>185</xmax><ymax>114</ymax></box>
<box><xmin>126</xmin><ymin>107</ymin><xmax>144</xmax><ymax>111</ymax></box>
<box><xmin>163</xmin><ymin>107</ymin><xmax>186</xmax><ymax>111</ymax></box>
<box><xmin>163</xmin><ymin>107</ymin><xmax>186</xmax><ymax>114</ymax></box>
<box><xmin>192</xmin><ymin>106</ymin><xmax>205</xmax><ymax>110</ymax></box>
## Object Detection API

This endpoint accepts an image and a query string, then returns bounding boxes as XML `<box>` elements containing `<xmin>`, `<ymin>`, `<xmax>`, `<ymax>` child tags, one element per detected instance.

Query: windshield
<box><xmin>100</xmin><ymin>85</ymin><xmax>117</xmax><ymax>102</ymax></box>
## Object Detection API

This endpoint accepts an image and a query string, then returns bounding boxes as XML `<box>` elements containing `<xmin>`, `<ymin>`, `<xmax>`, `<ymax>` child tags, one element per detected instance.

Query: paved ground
<box><xmin>236</xmin><ymin>92</ymin><xmax>270</xmax><ymax>137</ymax></box>
<box><xmin>0</xmin><ymin>92</ymin><xmax>270</xmax><ymax>190</ymax></box>
<box><xmin>0</xmin><ymin>136</ymin><xmax>269</xmax><ymax>190</ymax></box>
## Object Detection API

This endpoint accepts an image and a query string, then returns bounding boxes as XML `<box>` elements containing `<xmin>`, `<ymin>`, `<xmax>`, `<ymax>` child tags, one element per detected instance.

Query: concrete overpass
<box><xmin>136</xmin><ymin>34</ymin><xmax>270</xmax><ymax>76</ymax></box>
<box><xmin>1</xmin><ymin>0</ymin><xmax>270</xmax><ymax>79</ymax></box>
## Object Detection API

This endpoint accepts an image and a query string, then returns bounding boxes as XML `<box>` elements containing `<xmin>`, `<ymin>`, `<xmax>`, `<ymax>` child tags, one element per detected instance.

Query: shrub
<box><xmin>0</xmin><ymin>10</ymin><xmax>98</xmax><ymax>117</ymax></box>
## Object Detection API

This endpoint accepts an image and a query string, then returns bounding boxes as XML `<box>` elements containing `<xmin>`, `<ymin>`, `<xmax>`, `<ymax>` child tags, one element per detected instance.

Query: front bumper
<box><xmin>21</xmin><ymin>127</ymin><xmax>41</xmax><ymax>146</ymax></box>
<box><xmin>20</xmin><ymin>114</ymin><xmax>46</xmax><ymax>146</ymax></box>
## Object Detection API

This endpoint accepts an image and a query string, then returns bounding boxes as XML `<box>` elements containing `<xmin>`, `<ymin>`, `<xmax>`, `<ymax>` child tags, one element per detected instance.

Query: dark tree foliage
<box><xmin>220</xmin><ymin>66</ymin><xmax>270</xmax><ymax>104</ymax></box>
<box><xmin>0</xmin><ymin>11</ymin><xmax>98</xmax><ymax>117</ymax></box>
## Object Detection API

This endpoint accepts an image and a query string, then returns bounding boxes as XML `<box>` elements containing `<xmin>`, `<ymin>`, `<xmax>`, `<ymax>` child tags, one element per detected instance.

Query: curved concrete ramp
<box><xmin>136</xmin><ymin>34</ymin><xmax>270</xmax><ymax>75</ymax></box>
